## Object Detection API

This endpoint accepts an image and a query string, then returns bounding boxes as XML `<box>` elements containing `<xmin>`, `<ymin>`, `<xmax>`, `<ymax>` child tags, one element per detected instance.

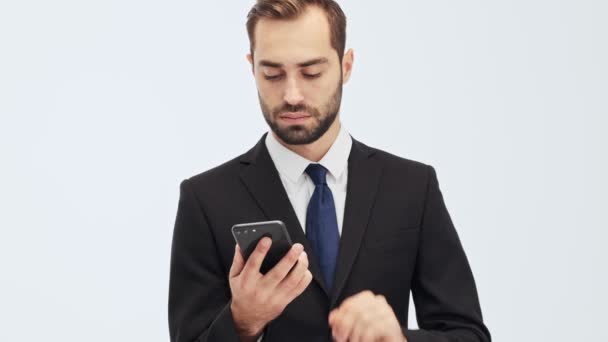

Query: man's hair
<box><xmin>246</xmin><ymin>0</ymin><xmax>347</xmax><ymax>61</ymax></box>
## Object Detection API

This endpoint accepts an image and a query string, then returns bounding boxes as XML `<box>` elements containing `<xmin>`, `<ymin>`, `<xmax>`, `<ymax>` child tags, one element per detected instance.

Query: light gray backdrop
<box><xmin>1</xmin><ymin>1</ymin><xmax>606</xmax><ymax>341</ymax></box>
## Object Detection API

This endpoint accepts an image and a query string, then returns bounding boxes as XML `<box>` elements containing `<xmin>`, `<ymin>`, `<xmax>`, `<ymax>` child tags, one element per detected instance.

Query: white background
<box><xmin>1</xmin><ymin>1</ymin><xmax>606</xmax><ymax>341</ymax></box>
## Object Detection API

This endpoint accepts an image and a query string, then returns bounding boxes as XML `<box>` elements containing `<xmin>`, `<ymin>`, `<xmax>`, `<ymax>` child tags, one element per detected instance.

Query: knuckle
<box><xmin>295</xmin><ymin>276</ymin><xmax>311</xmax><ymax>294</ymax></box>
<box><xmin>332</xmin><ymin>316</ymin><xmax>343</xmax><ymax>328</ymax></box>
<box><xmin>303</xmin><ymin>272</ymin><xmax>313</xmax><ymax>285</ymax></box>
<box><xmin>255</xmin><ymin>248</ymin><xmax>267</xmax><ymax>258</ymax></box>
<box><xmin>256</xmin><ymin>243</ymin><xmax>269</xmax><ymax>253</ymax></box>
<box><xmin>288</xmin><ymin>252</ymin><xmax>300</xmax><ymax>264</ymax></box>
<box><xmin>258</xmin><ymin>238</ymin><xmax>270</xmax><ymax>249</ymax></box>
<box><xmin>352</xmin><ymin>310</ymin><xmax>363</xmax><ymax>322</ymax></box>
<box><xmin>268</xmin><ymin>270</ymin><xmax>283</xmax><ymax>282</ymax></box>
<box><xmin>363</xmin><ymin>330</ymin><xmax>376</xmax><ymax>341</ymax></box>
<box><xmin>376</xmin><ymin>294</ymin><xmax>386</xmax><ymax>302</ymax></box>
<box><xmin>361</xmin><ymin>313</ymin><xmax>373</xmax><ymax>326</ymax></box>
<box><xmin>343</xmin><ymin>299</ymin><xmax>355</xmax><ymax>310</ymax></box>
<box><xmin>286</xmin><ymin>276</ymin><xmax>300</xmax><ymax>288</ymax></box>
<box><xmin>295</xmin><ymin>260</ymin><xmax>307</xmax><ymax>274</ymax></box>
<box><xmin>270</xmin><ymin>300</ymin><xmax>285</xmax><ymax>313</ymax></box>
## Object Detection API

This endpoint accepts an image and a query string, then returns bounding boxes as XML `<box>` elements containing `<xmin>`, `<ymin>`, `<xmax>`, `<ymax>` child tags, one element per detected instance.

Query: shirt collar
<box><xmin>265</xmin><ymin>124</ymin><xmax>353</xmax><ymax>183</ymax></box>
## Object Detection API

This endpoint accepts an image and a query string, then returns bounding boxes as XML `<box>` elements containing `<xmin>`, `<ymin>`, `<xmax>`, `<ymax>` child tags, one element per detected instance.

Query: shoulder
<box><xmin>192</xmin><ymin>155</ymin><xmax>242</xmax><ymax>181</ymax></box>
<box><xmin>354</xmin><ymin>138</ymin><xmax>434</xmax><ymax>180</ymax></box>
<box><xmin>353</xmin><ymin>140</ymin><xmax>443</xmax><ymax>204</ymax></box>
<box><xmin>181</xmin><ymin>154</ymin><xmax>248</xmax><ymax>193</ymax></box>
<box><xmin>178</xmin><ymin>143</ymin><xmax>256</xmax><ymax>196</ymax></box>
<box><xmin>179</xmin><ymin>135</ymin><xmax>265</xmax><ymax>191</ymax></box>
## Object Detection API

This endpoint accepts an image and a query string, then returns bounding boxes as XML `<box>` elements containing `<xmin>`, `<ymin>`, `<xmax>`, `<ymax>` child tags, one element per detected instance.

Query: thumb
<box><xmin>229</xmin><ymin>244</ymin><xmax>245</xmax><ymax>278</ymax></box>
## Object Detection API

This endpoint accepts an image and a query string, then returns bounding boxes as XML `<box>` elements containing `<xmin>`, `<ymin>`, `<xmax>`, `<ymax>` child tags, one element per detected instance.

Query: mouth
<box><xmin>279</xmin><ymin>112</ymin><xmax>311</xmax><ymax>124</ymax></box>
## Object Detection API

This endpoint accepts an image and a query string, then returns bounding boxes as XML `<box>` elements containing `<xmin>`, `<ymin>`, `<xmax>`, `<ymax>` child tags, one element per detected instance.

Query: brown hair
<box><xmin>246</xmin><ymin>0</ymin><xmax>347</xmax><ymax>61</ymax></box>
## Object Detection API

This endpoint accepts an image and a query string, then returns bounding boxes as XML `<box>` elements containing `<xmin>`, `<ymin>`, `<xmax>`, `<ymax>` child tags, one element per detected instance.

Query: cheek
<box><xmin>256</xmin><ymin>80</ymin><xmax>281</xmax><ymax>103</ymax></box>
<box><xmin>305</xmin><ymin>80</ymin><xmax>336</xmax><ymax>105</ymax></box>
<box><xmin>317</xmin><ymin>70</ymin><xmax>341</xmax><ymax>94</ymax></box>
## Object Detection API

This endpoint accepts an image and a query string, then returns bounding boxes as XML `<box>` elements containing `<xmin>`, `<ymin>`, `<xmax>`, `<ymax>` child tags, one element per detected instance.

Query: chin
<box><xmin>277</xmin><ymin>121</ymin><xmax>311</xmax><ymax>132</ymax></box>
<box><xmin>275</xmin><ymin>129</ymin><xmax>317</xmax><ymax>145</ymax></box>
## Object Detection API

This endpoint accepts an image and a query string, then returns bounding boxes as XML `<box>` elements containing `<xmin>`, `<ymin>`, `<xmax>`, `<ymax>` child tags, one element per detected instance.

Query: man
<box><xmin>168</xmin><ymin>1</ymin><xmax>491</xmax><ymax>341</ymax></box>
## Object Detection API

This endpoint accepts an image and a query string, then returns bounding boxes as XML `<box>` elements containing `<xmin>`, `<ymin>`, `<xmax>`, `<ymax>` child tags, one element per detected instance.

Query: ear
<box><xmin>246</xmin><ymin>53</ymin><xmax>255</xmax><ymax>75</ymax></box>
<box><xmin>341</xmin><ymin>48</ymin><xmax>354</xmax><ymax>84</ymax></box>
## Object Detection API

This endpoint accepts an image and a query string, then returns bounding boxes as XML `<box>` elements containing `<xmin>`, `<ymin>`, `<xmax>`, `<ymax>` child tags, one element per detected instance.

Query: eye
<box><xmin>303</xmin><ymin>73</ymin><xmax>322</xmax><ymax>79</ymax></box>
<box><xmin>264</xmin><ymin>74</ymin><xmax>284</xmax><ymax>81</ymax></box>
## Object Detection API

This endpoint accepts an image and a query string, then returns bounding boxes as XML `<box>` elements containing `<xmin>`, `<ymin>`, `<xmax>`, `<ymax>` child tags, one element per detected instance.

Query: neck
<box><xmin>274</xmin><ymin>117</ymin><xmax>341</xmax><ymax>162</ymax></box>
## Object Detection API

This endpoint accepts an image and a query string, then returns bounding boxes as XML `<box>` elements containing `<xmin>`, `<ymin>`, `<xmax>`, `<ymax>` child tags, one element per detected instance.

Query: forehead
<box><xmin>253</xmin><ymin>6</ymin><xmax>335</xmax><ymax>65</ymax></box>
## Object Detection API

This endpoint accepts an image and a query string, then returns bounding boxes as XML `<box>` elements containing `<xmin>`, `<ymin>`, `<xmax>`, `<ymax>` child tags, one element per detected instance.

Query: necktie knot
<box><xmin>305</xmin><ymin>164</ymin><xmax>328</xmax><ymax>186</ymax></box>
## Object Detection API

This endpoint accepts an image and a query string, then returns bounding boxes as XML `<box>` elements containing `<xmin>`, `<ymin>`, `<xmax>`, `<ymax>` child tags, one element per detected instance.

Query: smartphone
<box><xmin>231</xmin><ymin>220</ymin><xmax>293</xmax><ymax>274</ymax></box>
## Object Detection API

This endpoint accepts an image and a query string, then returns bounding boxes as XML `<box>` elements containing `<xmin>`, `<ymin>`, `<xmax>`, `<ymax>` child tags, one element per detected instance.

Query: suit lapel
<box><xmin>330</xmin><ymin>138</ymin><xmax>383</xmax><ymax>307</ymax></box>
<box><xmin>239</xmin><ymin>134</ymin><xmax>330</xmax><ymax>296</ymax></box>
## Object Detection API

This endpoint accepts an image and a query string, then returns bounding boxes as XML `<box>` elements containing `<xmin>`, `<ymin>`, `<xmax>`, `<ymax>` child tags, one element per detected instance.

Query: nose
<box><xmin>283</xmin><ymin>77</ymin><xmax>304</xmax><ymax>106</ymax></box>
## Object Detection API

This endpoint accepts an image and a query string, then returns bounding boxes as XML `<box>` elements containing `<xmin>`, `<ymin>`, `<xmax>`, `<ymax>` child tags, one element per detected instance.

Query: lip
<box><xmin>280</xmin><ymin>117</ymin><xmax>311</xmax><ymax>124</ymax></box>
<box><xmin>280</xmin><ymin>111</ymin><xmax>310</xmax><ymax>119</ymax></box>
<box><xmin>279</xmin><ymin>112</ymin><xmax>311</xmax><ymax>124</ymax></box>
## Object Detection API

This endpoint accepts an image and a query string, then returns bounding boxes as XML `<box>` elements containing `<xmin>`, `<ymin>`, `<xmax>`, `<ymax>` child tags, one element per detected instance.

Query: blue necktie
<box><xmin>305</xmin><ymin>164</ymin><xmax>340</xmax><ymax>292</ymax></box>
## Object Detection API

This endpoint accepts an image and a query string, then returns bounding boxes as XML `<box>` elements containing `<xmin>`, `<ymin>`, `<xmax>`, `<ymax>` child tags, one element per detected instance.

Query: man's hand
<box><xmin>329</xmin><ymin>290</ymin><xmax>407</xmax><ymax>342</ymax></box>
<box><xmin>229</xmin><ymin>237</ymin><xmax>313</xmax><ymax>340</ymax></box>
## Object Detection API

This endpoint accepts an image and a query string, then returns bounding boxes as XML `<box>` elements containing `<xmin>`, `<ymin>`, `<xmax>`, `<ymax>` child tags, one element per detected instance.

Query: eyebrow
<box><xmin>259</xmin><ymin>57</ymin><xmax>329</xmax><ymax>68</ymax></box>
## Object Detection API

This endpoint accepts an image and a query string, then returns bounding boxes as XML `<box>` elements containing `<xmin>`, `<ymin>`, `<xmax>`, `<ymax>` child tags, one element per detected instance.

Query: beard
<box><xmin>259</xmin><ymin>79</ymin><xmax>342</xmax><ymax>145</ymax></box>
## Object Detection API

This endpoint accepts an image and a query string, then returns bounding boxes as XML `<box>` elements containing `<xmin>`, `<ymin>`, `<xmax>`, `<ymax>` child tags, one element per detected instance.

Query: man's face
<box><xmin>248</xmin><ymin>6</ymin><xmax>347</xmax><ymax>145</ymax></box>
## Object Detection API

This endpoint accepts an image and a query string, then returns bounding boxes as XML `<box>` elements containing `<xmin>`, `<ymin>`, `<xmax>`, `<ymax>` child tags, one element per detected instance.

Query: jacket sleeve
<box><xmin>403</xmin><ymin>166</ymin><xmax>492</xmax><ymax>342</ymax></box>
<box><xmin>168</xmin><ymin>178</ymin><xmax>241</xmax><ymax>342</ymax></box>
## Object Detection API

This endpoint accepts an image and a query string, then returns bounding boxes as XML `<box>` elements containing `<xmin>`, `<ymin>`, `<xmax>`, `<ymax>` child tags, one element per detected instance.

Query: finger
<box><xmin>284</xmin><ymin>268</ymin><xmax>313</xmax><ymax>303</ymax></box>
<box><xmin>241</xmin><ymin>237</ymin><xmax>272</xmax><ymax>279</ymax></box>
<box><xmin>337</xmin><ymin>291</ymin><xmax>361</xmax><ymax>311</ymax></box>
<box><xmin>351</xmin><ymin>314</ymin><xmax>379</xmax><ymax>342</ymax></box>
<box><xmin>229</xmin><ymin>244</ymin><xmax>245</xmax><ymax>278</ymax></box>
<box><xmin>332</xmin><ymin>308</ymin><xmax>357</xmax><ymax>342</ymax></box>
<box><xmin>329</xmin><ymin>310</ymin><xmax>340</xmax><ymax>341</ymax></box>
<box><xmin>355</xmin><ymin>326</ymin><xmax>376</xmax><ymax>342</ymax></box>
<box><xmin>352</xmin><ymin>300</ymin><xmax>387</xmax><ymax>342</ymax></box>
<box><xmin>275</xmin><ymin>251</ymin><xmax>308</xmax><ymax>292</ymax></box>
<box><xmin>328</xmin><ymin>309</ymin><xmax>338</xmax><ymax>326</ymax></box>
<box><xmin>261</xmin><ymin>243</ymin><xmax>304</xmax><ymax>287</ymax></box>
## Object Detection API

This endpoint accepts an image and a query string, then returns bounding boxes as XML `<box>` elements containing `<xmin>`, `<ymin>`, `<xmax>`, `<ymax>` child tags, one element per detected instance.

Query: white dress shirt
<box><xmin>265</xmin><ymin>125</ymin><xmax>352</xmax><ymax>236</ymax></box>
<box><xmin>254</xmin><ymin>126</ymin><xmax>352</xmax><ymax>341</ymax></box>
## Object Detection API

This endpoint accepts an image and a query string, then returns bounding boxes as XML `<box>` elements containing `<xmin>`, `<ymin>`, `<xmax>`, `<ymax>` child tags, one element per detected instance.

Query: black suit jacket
<box><xmin>168</xmin><ymin>134</ymin><xmax>491</xmax><ymax>342</ymax></box>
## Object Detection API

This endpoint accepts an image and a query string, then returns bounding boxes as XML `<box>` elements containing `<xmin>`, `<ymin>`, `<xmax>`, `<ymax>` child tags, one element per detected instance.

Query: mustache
<box><xmin>273</xmin><ymin>103</ymin><xmax>314</xmax><ymax>116</ymax></box>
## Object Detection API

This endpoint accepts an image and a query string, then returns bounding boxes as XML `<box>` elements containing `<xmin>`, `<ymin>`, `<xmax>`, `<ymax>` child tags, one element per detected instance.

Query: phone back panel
<box><xmin>232</xmin><ymin>220</ymin><xmax>293</xmax><ymax>274</ymax></box>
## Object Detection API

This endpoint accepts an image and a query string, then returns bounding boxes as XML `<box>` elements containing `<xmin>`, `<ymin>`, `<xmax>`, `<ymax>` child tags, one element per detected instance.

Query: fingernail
<box><xmin>261</xmin><ymin>238</ymin><xmax>271</xmax><ymax>247</ymax></box>
<box><xmin>293</xmin><ymin>244</ymin><xmax>304</xmax><ymax>253</ymax></box>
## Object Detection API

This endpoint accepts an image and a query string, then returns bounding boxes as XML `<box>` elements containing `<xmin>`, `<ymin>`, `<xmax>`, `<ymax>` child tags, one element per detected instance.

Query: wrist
<box><xmin>236</xmin><ymin>325</ymin><xmax>264</xmax><ymax>342</ymax></box>
<box><xmin>238</xmin><ymin>332</ymin><xmax>263</xmax><ymax>342</ymax></box>
<box><xmin>230</xmin><ymin>302</ymin><xmax>266</xmax><ymax>337</ymax></box>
